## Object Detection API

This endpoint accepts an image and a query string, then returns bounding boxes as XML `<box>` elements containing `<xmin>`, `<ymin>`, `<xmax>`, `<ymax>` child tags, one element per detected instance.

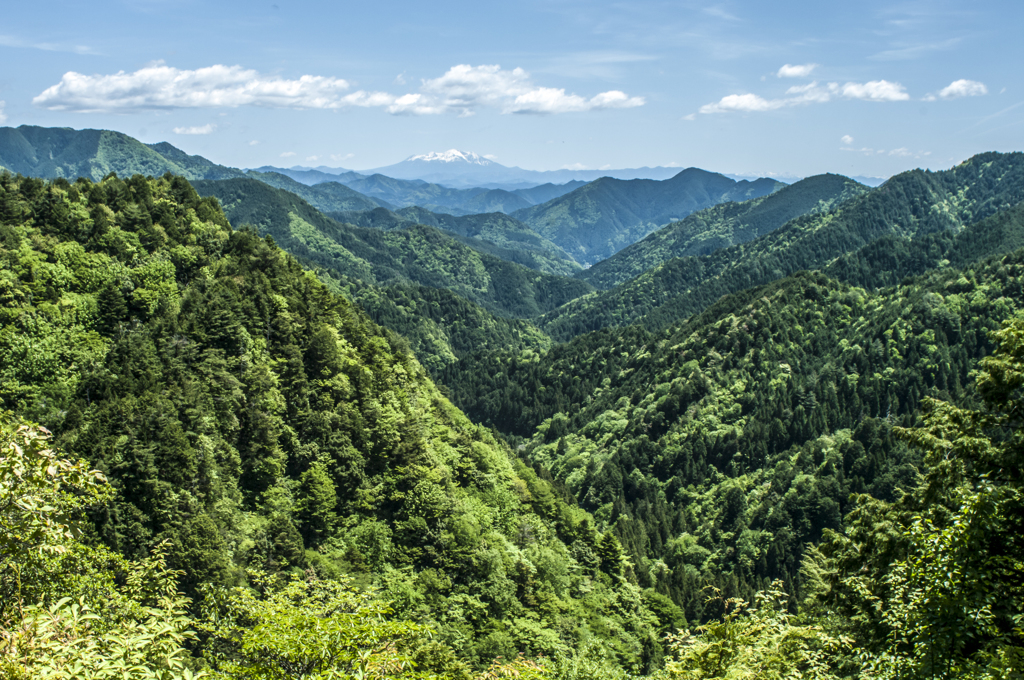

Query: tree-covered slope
<box><xmin>441</xmin><ymin>251</ymin><xmax>1024</xmax><ymax>624</ymax></box>
<box><xmin>331</xmin><ymin>205</ymin><xmax>581</xmax><ymax>276</ymax></box>
<box><xmin>0</xmin><ymin>171</ymin><xmax>663</xmax><ymax>672</ymax></box>
<box><xmin>581</xmin><ymin>173</ymin><xmax>868</xmax><ymax>289</ymax></box>
<box><xmin>511</xmin><ymin>169</ymin><xmax>783</xmax><ymax>266</ymax></box>
<box><xmin>539</xmin><ymin>152</ymin><xmax>1024</xmax><ymax>340</ymax></box>
<box><xmin>0</xmin><ymin>125</ymin><xmax>244</xmax><ymax>181</ymax></box>
<box><xmin>192</xmin><ymin>177</ymin><xmax>592</xmax><ymax>320</ymax></box>
<box><xmin>245</xmin><ymin>169</ymin><xmax>392</xmax><ymax>212</ymax></box>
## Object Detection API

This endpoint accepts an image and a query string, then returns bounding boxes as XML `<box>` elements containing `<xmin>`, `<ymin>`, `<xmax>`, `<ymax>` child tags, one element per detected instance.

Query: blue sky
<box><xmin>2</xmin><ymin>0</ymin><xmax>1021</xmax><ymax>178</ymax></box>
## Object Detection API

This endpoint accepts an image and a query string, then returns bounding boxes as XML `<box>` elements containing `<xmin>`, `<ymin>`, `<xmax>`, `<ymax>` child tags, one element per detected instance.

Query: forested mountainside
<box><xmin>581</xmin><ymin>173</ymin><xmax>869</xmax><ymax>289</ymax></box>
<box><xmin>331</xmin><ymin>205</ymin><xmax>580</xmax><ymax>276</ymax></box>
<box><xmin>191</xmin><ymin>177</ymin><xmax>592</xmax><ymax>319</ymax></box>
<box><xmin>539</xmin><ymin>151</ymin><xmax>1024</xmax><ymax>341</ymax></box>
<box><xmin>511</xmin><ymin>168</ymin><xmax>783</xmax><ymax>266</ymax></box>
<box><xmin>441</xmin><ymin>249</ymin><xmax>1024</xmax><ymax>661</ymax></box>
<box><xmin>0</xmin><ymin>171</ymin><xmax>669</xmax><ymax>677</ymax></box>
<box><xmin>0</xmin><ymin>124</ymin><xmax>244</xmax><ymax>181</ymax></box>
<box><xmin>3</xmin><ymin>141</ymin><xmax>1024</xmax><ymax>678</ymax></box>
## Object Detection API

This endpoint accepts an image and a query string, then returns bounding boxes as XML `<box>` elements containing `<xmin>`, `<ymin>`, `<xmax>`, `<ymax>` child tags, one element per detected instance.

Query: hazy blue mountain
<box><xmin>244</xmin><ymin>170</ymin><xmax>391</xmax><ymax>212</ymax></box>
<box><xmin>0</xmin><ymin>125</ymin><xmax>244</xmax><ymax>181</ymax></box>
<box><xmin>250</xmin><ymin>165</ymin><xmax>367</xmax><ymax>186</ymax></box>
<box><xmin>580</xmin><ymin>173</ymin><xmax>869</xmax><ymax>289</ymax></box>
<box><xmin>362</xmin><ymin>149</ymin><xmax>692</xmax><ymax>187</ymax></box>
<box><xmin>511</xmin><ymin>168</ymin><xmax>784</xmax><ymax>266</ymax></box>
<box><xmin>255</xmin><ymin>164</ymin><xmax>586</xmax><ymax>212</ymax></box>
<box><xmin>511</xmin><ymin>180</ymin><xmax>588</xmax><ymax>204</ymax></box>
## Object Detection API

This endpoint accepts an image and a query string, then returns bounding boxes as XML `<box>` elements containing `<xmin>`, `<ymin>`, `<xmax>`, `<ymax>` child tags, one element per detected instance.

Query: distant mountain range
<box><xmin>580</xmin><ymin>173</ymin><xmax>870</xmax><ymax>289</ymax></box>
<box><xmin>511</xmin><ymin>169</ymin><xmax>785</xmax><ymax>266</ymax></box>
<box><xmin>281</xmin><ymin>149</ymin><xmax>693</xmax><ymax>188</ymax></box>
<box><xmin>0</xmin><ymin>125</ymin><xmax>795</xmax><ymax>269</ymax></box>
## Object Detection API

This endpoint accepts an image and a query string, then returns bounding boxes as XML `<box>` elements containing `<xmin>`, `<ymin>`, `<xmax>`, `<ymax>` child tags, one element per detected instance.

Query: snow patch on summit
<box><xmin>406</xmin><ymin>149</ymin><xmax>494</xmax><ymax>165</ymax></box>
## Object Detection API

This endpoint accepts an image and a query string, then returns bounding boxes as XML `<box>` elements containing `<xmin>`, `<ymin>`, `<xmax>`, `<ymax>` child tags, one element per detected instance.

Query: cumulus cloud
<box><xmin>0</xmin><ymin>101</ymin><xmax>6</xmax><ymax>125</ymax></box>
<box><xmin>33</xmin><ymin>62</ymin><xmax>389</xmax><ymax>112</ymax></box>
<box><xmin>777</xmin><ymin>63</ymin><xmax>817</xmax><ymax>78</ymax></box>
<box><xmin>938</xmin><ymin>79</ymin><xmax>987</xmax><ymax>99</ymax></box>
<box><xmin>698</xmin><ymin>79</ymin><xmax>909</xmax><ymax>115</ymax></box>
<box><xmin>173</xmin><ymin>123</ymin><xmax>215</xmax><ymax>135</ymax></box>
<box><xmin>840</xmin><ymin>80</ymin><xmax>909</xmax><ymax>101</ymax></box>
<box><xmin>841</xmin><ymin>134</ymin><xmax>854</xmax><ymax>145</ymax></box>
<box><xmin>700</xmin><ymin>93</ymin><xmax>782</xmax><ymax>114</ymax></box>
<box><xmin>249</xmin><ymin>140</ymin><xmax>260</xmax><ymax>146</ymax></box>
<box><xmin>280</xmin><ymin>151</ymin><xmax>296</xmax><ymax>158</ymax></box>
<box><xmin>34</xmin><ymin>61</ymin><xmax>644</xmax><ymax>118</ymax></box>
<box><xmin>407</xmin><ymin>64</ymin><xmax>643</xmax><ymax>116</ymax></box>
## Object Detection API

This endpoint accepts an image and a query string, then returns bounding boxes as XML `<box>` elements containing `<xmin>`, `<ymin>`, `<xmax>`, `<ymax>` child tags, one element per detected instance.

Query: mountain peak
<box><xmin>405</xmin><ymin>149</ymin><xmax>494</xmax><ymax>165</ymax></box>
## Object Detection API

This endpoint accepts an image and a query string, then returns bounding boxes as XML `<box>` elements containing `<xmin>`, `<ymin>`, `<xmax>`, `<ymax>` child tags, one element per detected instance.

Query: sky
<box><xmin>1</xmin><ymin>0</ymin><xmax>1021</xmax><ymax>179</ymax></box>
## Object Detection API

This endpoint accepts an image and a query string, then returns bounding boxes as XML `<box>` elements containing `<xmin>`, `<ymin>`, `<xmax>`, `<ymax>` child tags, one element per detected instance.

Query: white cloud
<box><xmin>172</xmin><ymin>123</ymin><xmax>215</xmax><ymax>135</ymax></box>
<box><xmin>330</xmin><ymin>153</ymin><xmax>354</xmax><ymax>162</ymax></box>
<box><xmin>700</xmin><ymin>93</ymin><xmax>782</xmax><ymax>114</ymax></box>
<box><xmin>34</xmin><ymin>61</ymin><xmax>644</xmax><ymax>118</ymax></box>
<box><xmin>840</xmin><ymin>80</ymin><xmax>909</xmax><ymax>101</ymax></box>
<box><xmin>280</xmin><ymin>151</ymin><xmax>296</xmax><ymax>158</ymax></box>
<box><xmin>483</xmin><ymin>154</ymin><xmax>498</xmax><ymax>160</ymax></box>
<box><xmin>306</xmin><ymin>155</ymin><xmax>319</xmax><ymax>162</ymax></box>
<box><xmin>938</xmin><ymin>79</ymin><xmax>987</xmax><ymax>99</ymax></box>
<box><xmin>699</xmin><ymin>79</ymin><xmax>909</xmax><ymax>116</ymax></box>
<box><xmin>841</xmin><ymin>135</ymin><xmax>854</xmax><ymax>145</ymax></box>
<box><xmin>889</xmin><ymin>147</ymin><xmax>913</xmax><ymax>157</ymax></box>
<box><xmin>407</xmin><ymin>64</ymin><xmax>644</xmax><ymax>116</ymax></box>
<box><xmin>0</xmin><ymin>101</ymin><xmax>6</xmax><ymax>125</ymax></box>
<box><xmin>777</xmin><ymin>63</ymin><xmax>817</xmax><ymax>78</ymax></box>
<box><xmin>249</xmin><ymin>140</ymin><xmax>260</xmax><ymax>146</ymax></box>
<box><xmin>33</xmin><ymin>62</ymin><xmax>390</xmax><ymax>112</ymax></box>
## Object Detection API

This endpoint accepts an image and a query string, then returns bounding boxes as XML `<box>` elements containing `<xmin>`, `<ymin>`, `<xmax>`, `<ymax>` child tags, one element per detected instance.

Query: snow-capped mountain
<box><xmin>405</xmin><ymin>149</ymin><xmax>495</xmax><ymax>166</ymax></box>
<box><xmin>363</xmin><ymin>151</ymin><xmax>684</xmax><ymax>188</ymax></box>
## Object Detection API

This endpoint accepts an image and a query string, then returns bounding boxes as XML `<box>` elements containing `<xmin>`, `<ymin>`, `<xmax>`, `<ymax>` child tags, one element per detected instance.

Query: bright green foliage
<box><xmin>664</xmin><ymin>584</ymin><xmax>848</xmax><ymax>679</ymax></box>
<box><xmin>0</xmin><ymin>171</ymin><xmax>661</xmax><ymax>671</ymax></box>
<box><xmin>0</xmin><ymin>418</ymin><xmax>109</xmax><ymax>563</ymax></box>
<box><xmin>861</xmin><ymin>316</ymin><xmax>1024</xmax><ymax>678</ymax></box>
<box><xmin>2</xmin><ymin>547</ymin><xmax>202</xmax><ymax>680</ymax></box>
<box><xmin>197</xmin><ymin>573</ymin><xmax>426</xmax><ymax>679</ymax></box>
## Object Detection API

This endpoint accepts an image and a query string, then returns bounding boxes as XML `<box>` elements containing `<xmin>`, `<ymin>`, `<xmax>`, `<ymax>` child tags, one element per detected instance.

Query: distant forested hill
<box><xmin>512</xmin><ymin>168</ymin><xmax>783</xmax><ymax>266</ymax></box>
<box><xmin>539</xmin><ymin>152</ymin><xmax>1024</xmax><ymax>340</ymax></box>
<box><xmin>331</xmin><ymin>205</ymin><xmax>580</xmax><ymax>276</ymax></box>
<box><xmin>0</xmin><ymin>125</ymin><xmax>244</xmax><ymax>180</ymax></box>
<box><xmin>581</xmin><ymin>173</ymin><xmax>868</xmax><ymax>289</ymax></box>
<box><xmin>192</xmin><ymin>177</ymin><xmax>592</xmax><ymax>320</ymax></box>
